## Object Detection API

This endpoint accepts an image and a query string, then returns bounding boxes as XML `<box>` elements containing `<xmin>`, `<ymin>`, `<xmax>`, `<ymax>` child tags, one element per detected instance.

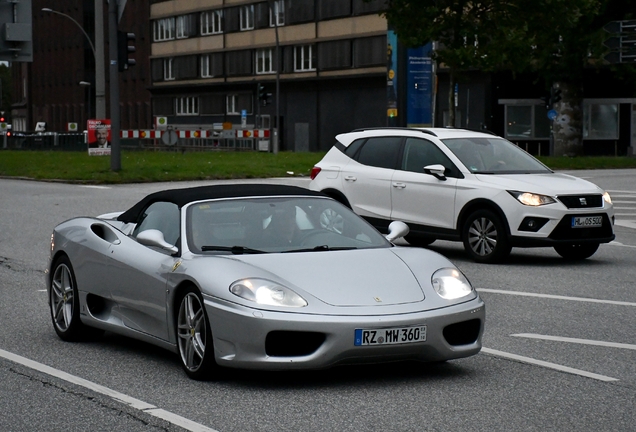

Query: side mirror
<box><xmin>424</xmin><ymin>164</ymin><xmax>447</xmax><ymax>180</ymax></box>
<box><xmin>137</xmin><ymin>229</ymin><xmax>179</xmax><ymax>254</ymax></box>
<box><xmin>386</xmin><ymin>221</ymin><xmax>410</xmax><ymax>242</ymax></box>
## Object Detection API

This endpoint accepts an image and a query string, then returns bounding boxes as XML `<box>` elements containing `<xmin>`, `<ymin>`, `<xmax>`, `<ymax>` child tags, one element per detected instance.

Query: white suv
<box><xmin>309</xmin><ymin>127</ymin><xmax>615</xmax><ymax>263</ymax></box>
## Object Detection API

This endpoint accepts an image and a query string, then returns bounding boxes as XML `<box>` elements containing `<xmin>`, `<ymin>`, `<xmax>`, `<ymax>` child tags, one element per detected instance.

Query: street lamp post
<box><xmin>268</xmin><ymin>0</ymin><xmax>280</xmax><ymax>154</ymax></box>
<box><xmin>79</xmin><ymin>81</ymin><xmax>91</xmax><ymax>122</ymax></box>
<box><xmin>42</xmin><ymin>7</ymin><xmax>106</xmax><ymax>119</ymax></box>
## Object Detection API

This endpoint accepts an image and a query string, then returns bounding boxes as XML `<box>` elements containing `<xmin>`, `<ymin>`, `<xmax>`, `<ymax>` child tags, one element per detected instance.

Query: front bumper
<box><xmin>510</xmin><ymin>212</ymin><xmax>615</xmax><ymax>247</ymax></box>
<box><xmin>204</xmin><ymin>295</ymin><xmax>485</xmax><ymax>370</ymax></box>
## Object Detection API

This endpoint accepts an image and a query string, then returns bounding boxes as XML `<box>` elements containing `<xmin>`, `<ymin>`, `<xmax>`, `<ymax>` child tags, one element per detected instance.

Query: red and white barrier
<box><xmin>120</xmin><ymin>129</ymin><xmax>270</xmax><ymax>139</ymax></box>
<box><xmin>235</xmin><ymin>129</ymin><xmax>270</xmax><ymax>138</ymax></box>
<box><xmin>120</xmin><ymin>130</ymin><xmax>162</xmax><ymax>139</ymax></box>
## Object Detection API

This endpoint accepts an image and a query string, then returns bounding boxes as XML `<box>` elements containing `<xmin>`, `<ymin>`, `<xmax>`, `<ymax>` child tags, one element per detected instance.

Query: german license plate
<box><xmin>571</xmin><ymin>216</ymin><xmax>602</xmax><ymax>228</ymax></box>
<box><xmin>354</xmin><ymin>325</ymin><xmax>427</xmax><ymax>346</ymax></box>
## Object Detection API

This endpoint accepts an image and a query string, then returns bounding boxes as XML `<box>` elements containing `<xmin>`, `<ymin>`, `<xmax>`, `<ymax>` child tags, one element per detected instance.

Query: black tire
<box><xmin>462</xmin><ymin>210</ymin><xmax>511</xmax><ymax>263</ymax></box>
<box><xmin>49</xmin><ymin>255</ymin><xmax>100</xmax><ymax>341</ymax></box>
<box><xmin>554</xmin><ymin>243</ymin><xmax>599</xmax><ymax>260</ymax></box>
<box><xmin>405</xmin><ymin>233</ymin><xmax>435</xmax><ymax>247</ymax></box>
<box><xmin>176</xmin><ymin>286</ymin><xmax>219</xmax><ymax>380</ymax></box>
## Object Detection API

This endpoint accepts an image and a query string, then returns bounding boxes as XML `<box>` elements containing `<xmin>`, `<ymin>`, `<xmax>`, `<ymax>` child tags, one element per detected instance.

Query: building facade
<box><xmin>149</xmin><ymin>0</ymin><xmax>387</xmax><ymax>151</ymax></box>
<box><xmin>11</xmin><ymin>0</ymin><xmax>152</xmax><ymax>133</ymax></box>
<box><xmin>10</xmin><ymin>0</ymin><xmax>635</xmax><ymax>155</ymax></box>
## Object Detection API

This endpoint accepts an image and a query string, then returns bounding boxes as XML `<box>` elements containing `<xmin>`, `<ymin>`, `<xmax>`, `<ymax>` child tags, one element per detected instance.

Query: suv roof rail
<box><xmin>464</xmin><ymin>127</ymin><xmax>498</xmax><ymax>136</ymax></box>
<box><xmin>350</xmin><ymin>127</ymin><xmax>438</xmax><ymax>137</ymax></box>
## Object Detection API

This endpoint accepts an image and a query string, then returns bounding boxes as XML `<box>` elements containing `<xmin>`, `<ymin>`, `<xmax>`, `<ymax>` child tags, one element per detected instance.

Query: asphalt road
<box><xmin>1</xmin><ymin>170</ymin><xmax>635</xmax><ymax>432</ymax></box>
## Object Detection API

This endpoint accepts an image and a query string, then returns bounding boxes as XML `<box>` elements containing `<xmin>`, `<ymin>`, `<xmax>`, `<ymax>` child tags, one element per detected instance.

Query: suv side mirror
<box><xmin>424</xmin><ymin>164</ymin><xmax>447</xmax><ymax>180</ymax></box>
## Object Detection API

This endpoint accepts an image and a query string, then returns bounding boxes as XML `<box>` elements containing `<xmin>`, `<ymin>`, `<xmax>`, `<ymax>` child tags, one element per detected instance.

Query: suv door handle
<box><xmin>393</xmin><ymin>182</ymin><xmax>406</xmax><ymax>189</ymax></box>
<box><xmin>344</xmin><ymin>176</ymin><xmax>357</xmax><ymax>182</ymax></box>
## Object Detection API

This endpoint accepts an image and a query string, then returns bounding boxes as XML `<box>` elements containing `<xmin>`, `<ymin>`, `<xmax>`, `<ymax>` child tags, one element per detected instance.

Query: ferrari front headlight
<box><xmin>508</xmin><ymin>191</ymin><xmax>556</xmax><ymax>206</ymax></box>
<box><xmin>431</xmin><ymin>268</ymin><xmax>473</xmax><ymax>300</ymax></box>
<box><xmin>230</xmin><ymin>278</ymin><xmax>308</xmax><ymax>307</ymax></box>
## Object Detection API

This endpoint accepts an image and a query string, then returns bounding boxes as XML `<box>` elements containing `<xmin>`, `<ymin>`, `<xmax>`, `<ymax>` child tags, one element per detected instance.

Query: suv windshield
<box><xmin>443</xmin><ymin>137</ymin><xmax>551</xmax><ymax>174</ymax></box>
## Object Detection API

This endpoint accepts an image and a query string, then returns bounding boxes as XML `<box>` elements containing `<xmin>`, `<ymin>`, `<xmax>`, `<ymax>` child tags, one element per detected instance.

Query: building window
<box><xmin>154</xmin><ymin>17</ymin><xmax>175</xmax><ymax>41</ymax></box>
<box><xmin>294</xmin><ymin>45</ymin><xmax>315</xmax><ymax>71</ymax></box>
<box><xmin>318</xmin><ymin>0</ymin><xmax>352</xmax><ymax>20</ymax></box>
<box><xmin>164</xmin><ymin>58</ymin><xmax>175</xmax><ymax>81</ymax></box>
<box><xmin>227</xmin><ymin>94</ymin><xmax>253</xmax><ymax>115</ymax></box>
<box><xmin>200</xmin><ymin>53</ymin><xmax>224</xmax><ymax>78</ymax></box>
<box><xmin>240</xmin><ymin>5</ymin><xmax>254</xmax><ymax>30</ymax></box>
<box><xmin>201</xmin><ymin>54</ymin><xmax>212</xmax><ymax>77</ymax></box>
<box><xmin>176</xmin><ymin>15</ymin><xmax>191</xmax><ymax>39</ymax></box>
<box><xmin>354</xmin><ymin>36</ymin><xmax>386</xmax><ymax>67</ymax></box>
<box><xmin>175</xmin><ymin>96</ymin><xmax>199</xmax><ymax>115</ymax></box>
<box><xmin>226</xmin><ymin>50</ymin><xmax>253</xmax><ymax>76</ymax></box>
<box><xmin>318</xmin><ymin>40</ymin><xmax>352</xmax><ymax>70</ymax></box>
<box><xmin>583</xmin><ymin>103</ymin><xmax>619</xmax><ymax>139</ymax></box>
<box><xmin>200</xmin><ymin>94</ymin><xmax>225</xmax><ymax>115</ymax></box>
<box><xmin>256</xmin><ymin>48</ymin><xmax>275</xmax><ymax>74</ymax></box>
<box><xmin>227</xmin><ymin>94</ymin><xmax>240</xmax><ymax>114</ymax></box>
<box><xmin>201</xmin><ymin>10</ymin><xmax>223</xmax><ymax>35</ymax></box>
<box><xmin>504</xmin><ymin>105</ymin><xmax>550</xmax><ymax>139</ymax></box>
<box><xmin>269</xmin><ymin>0</ymin><xmax>285</xmax><ymax>27</ymax></box>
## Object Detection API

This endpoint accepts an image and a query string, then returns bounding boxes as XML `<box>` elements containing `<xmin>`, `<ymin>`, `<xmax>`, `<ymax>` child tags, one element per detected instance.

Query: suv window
<box><xmin>401</xmin><ymin>138</ymin><xmax>461</xmax><ymax>178</ymax></box>
<box><xmin>355</xmin><ymin>137</ymin><xmax>401</xmax><ymax>169</ymax></box>
<box><xmin>344</xmin><ymin>138</ymin><xmax>365</xmax><ymax>157</ymax></box>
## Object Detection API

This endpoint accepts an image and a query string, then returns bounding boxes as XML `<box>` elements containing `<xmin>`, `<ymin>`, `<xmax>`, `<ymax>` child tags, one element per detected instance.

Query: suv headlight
<box><xmin>230</xmin><ymin>278</ymin><xmax>308</xmax><ymax>307</ymax></box>
<box><xmin>603</xmin><ymin>191</ymin><xmax>612</xmax><ymax>204</ymax></box>
<box><xmin>508</xmin><ymin>191</ymin><xmax>556</xmax><ymax>206</ymax></box>
<box><xmin>431</xmin><ymin>268</ymin><xmax>473</xmax><ymax>300</ymax></box>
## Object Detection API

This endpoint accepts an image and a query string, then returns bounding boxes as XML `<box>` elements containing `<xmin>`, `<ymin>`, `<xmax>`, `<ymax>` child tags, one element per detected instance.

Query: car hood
<box><xmin>231</xmin><ymin>248</ymin><xmax>434</xmax><ymax>307</ymax></box>
<box><xmin>475</xmin><ymin>172</ymin><xmax>603</xmax><ymax>195</ymax></box>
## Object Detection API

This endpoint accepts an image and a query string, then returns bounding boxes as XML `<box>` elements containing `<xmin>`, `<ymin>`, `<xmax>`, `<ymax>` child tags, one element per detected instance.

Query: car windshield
<box><xmin>186</xmin><ymin>196</ymin><xmax>391</xmax><ymax>254</ymax></box>
<box><xmin>443</xmin><ymin>137</ymin><xmax>551</xmax><ymax>174</ymax></box>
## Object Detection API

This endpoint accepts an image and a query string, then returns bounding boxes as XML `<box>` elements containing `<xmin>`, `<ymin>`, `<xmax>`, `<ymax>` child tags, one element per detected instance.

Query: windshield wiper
<box><xmin>201</xmin><ymin>245</ymin><xmax>267</xmax><ymax>254</ymax></box>
<box><xmin>282</xmin><ymin>245</ymin><xmax>357</xmax><ymax>253</ymax></box>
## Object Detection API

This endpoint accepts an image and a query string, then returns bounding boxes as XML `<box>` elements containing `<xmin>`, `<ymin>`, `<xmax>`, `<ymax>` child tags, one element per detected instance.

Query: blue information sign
<box><xmin>406</xmin><ymin>43</ymin><xmax>433</xmax><ymax>126</ymax></box>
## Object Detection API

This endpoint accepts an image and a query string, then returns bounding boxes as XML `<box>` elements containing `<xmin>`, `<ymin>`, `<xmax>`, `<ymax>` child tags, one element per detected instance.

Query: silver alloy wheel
<box><xmin>51</xmin><ymin>263</ymin><xmax>75</xmax><ymax>333</ymax></box>
<box><xmin>177</xmin><ymin>292</ymin><xmax>207</xmax><ymax>372</ymax></box>
<box><xmin>320</xmin><ymin>208</ymin><xmax>344</xmax><ymax>234</ymax></box>
<box><xmin>467</xmin><ymin>216</ymin><xmax>498</xmax><ymax>257</ymax></box>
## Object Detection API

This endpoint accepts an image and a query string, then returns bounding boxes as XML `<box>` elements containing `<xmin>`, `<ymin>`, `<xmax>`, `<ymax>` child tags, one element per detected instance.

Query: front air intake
<box><xmin>443</xmin><ymin>319</ymin><xmax>481</xmax><ymax>346</ymax></box>
<box><xmin>265</xmin><ymin>331</ymin><xmax>326</xmax><ymax>357</ymax></box>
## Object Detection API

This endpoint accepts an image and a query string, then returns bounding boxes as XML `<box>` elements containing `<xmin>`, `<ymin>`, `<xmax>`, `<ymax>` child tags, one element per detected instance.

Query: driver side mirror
<box><xmin>137</xmin><ymin>229</ymin><xmax>179</xmax><ymax>254</ymax></box>
<box><xmin>386</xmin><ymin>221</ymin><xmax>409</xmax><ymax>242</ymax></box>
<box><xmin>423</xmin><ymin>164</ymin><xmax>447</xmax><ymax>180</ymax></box>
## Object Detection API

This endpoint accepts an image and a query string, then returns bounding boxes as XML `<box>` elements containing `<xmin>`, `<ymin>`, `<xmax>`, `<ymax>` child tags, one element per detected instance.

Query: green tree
<box><xmin>380</xmin><ymin>0</ymin><xmax>635</xmax><ymax>155</ymax></box>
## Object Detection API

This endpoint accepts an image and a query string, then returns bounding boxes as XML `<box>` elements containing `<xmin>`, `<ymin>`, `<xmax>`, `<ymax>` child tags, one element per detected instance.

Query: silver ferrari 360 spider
<box><xmin>47</xmin><ymin>184</ymin><xmax>485</xmax><ymax>380</ymax></box>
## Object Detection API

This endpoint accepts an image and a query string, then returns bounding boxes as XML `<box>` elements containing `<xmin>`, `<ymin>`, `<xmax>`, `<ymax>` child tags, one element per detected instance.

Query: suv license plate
<box><xmin>354</xmin><ymin>325</ymin><xmax>427</xmax><ymax>346</ymax></box>
<box><xmin>571</xmin><ymin>216</ymin><xmax>602</xmax><ymax>228</ymax></box>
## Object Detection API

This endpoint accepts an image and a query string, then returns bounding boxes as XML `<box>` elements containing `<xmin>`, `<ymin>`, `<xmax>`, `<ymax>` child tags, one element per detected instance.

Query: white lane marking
<box><xmin>615</xmin><ymin>220</ymin><xmax>636</xmax><ymax>229</ymax></box>
<box><xmin>477</xmin><ymin>288</ymin><xmax>636</xmax><ymax>307</ymax></box>
<box><xmin>0</xmin><ymin>348</ymin><xmax>218</xmax><ymax>432</ymax></box>
<box><xmin>481</xmin><ymin>347</ymin><xmax>618</xmax><ymax>382</ymax></box>
<box><xmin>511</xmin><ymin>334</ymin><xmax>636</xmax><ymax>351</ymax></box>
<box><xmin>79</xmin><ymin>185</ymin><xmax>111</xmax><ymax>189</ymax></box>
<box><xmin>610</xmin><ymin>240</ymin><xmax>636</xmax><ymax>248</ymax></box>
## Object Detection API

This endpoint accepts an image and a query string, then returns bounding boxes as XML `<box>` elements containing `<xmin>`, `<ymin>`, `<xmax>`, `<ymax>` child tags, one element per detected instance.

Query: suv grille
<box><xmin>557</xmin><ymin>194</ymin><xmax>603</xmax><ymax>209</ymax></box>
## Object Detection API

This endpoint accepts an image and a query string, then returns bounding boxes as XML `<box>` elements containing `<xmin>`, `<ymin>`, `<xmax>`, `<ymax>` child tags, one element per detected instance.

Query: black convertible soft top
<box><xmin>117</xmin><ymin>183</ymin><xmax>325</xmax><ymax>223</ymax></box>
